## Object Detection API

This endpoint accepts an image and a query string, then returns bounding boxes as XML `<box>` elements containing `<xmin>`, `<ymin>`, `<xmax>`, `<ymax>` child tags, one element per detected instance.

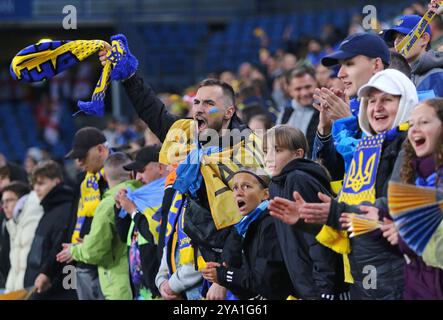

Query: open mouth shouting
<box><xmin>237</xmin><ymin>198</ymin><xmax>247</xmax><ymax>213</ymax></box>
<box><xmin>194</xmin><ymin>115</ymin><xmax>208</xmax><ymax>131</ymax></box>
<box><xmin>371</xmin><ymin>113</ymin><xmax>391</xmax><ymax>132</ymax></box>
<box><xmin>410</xmin><ymin>135</ymin><xmax>427</xmax><ymax>156</ymax></box>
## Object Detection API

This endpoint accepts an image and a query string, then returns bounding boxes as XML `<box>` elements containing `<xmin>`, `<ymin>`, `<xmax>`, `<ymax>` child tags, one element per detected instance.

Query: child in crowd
<box><xmin>201</xmin><ymin>168</ymin><xmax>291</xmax><ymax>300</ymax></box>
<box><xmin>264</xmin><ymin>125</ymin><xmax>347</xmax><ymax>300</ymax></box>
<box><xmin>382</xmin><ymin>98</ymin><xmax>443</xmax><ymax>299</ymax></box>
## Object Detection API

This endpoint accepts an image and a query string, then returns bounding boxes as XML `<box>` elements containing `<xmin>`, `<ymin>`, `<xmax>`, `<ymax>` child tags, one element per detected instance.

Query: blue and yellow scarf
<box><xmin>235</xmin><ymin>200</ymin><xmax>269</xmax><ymax>238</ymax></box>
<box><xmin>10</xmin><ymin>36</ymin><xmax>126</xmax><ymax>116</ymax></box>
<box><xmin>72</xmin><ymin>169</ymin><xmax>104</xmax><ymax>243</ymax></box>
<box><xmin>160</xmin><ymin>119</ymin><xmax>265</xmax><ymax>231</ymax></box>
<box><xmin>164</xmin><ymin>191</ymin><xmax>194</xmax><ymax>275</ymax></box>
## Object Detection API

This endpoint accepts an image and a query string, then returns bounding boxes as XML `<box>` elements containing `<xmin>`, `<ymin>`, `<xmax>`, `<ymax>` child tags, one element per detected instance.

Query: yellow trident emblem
<box><xmin>345</xmin><ymin>151</ymin><xmax>377</xmax><ymax>192</ymax></box>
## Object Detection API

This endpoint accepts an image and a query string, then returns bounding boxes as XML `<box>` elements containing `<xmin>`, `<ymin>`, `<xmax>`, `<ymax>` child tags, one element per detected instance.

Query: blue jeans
<box><xmin>76</xmin><ymin>266</ymin><xmax>105</xmax><ymax>300</ymax></box>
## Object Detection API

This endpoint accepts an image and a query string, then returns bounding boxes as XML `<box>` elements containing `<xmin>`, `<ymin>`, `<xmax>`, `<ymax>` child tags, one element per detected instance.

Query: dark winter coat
<box><xmin>24</xmin><ymin>183</ymin><xmax>76</xmax><ymax>299</ymax></box>
<box><xmin>327</xmin><ymin>134</ymin><xmax>406</xmax><ymax>300</ymax></box>
<box><xmin>217</xmin><ymin>210</ymin><xmax>293</xmax><ymax>300</ymax></box>
<box><xmin>269</xmin><ymin>158</ymin><xmax>347</xmax><ymax>300</ymax></box>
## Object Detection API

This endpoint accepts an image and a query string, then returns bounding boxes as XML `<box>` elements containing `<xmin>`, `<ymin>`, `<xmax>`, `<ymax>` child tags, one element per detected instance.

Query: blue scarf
<box><xmin>235</xmin><ymin>200</ymin><xmax>269</xmax><ymax>238</ymax></box>
<box><xmin>173</xmin><ymin>145</ymin><xmax>220</xmax><ymax>197</ymax></box>
<box><xmin>119</xmin><ymin>177</ymin><xmax>166</xmax><ymax>218</ymax></box>
<box><xmin>416</xmin><ymin>172</ymin><xmax>438</xmax><ymax>187</ymax></box>
<box><xmin>349</xmin><ymin>98</ymin><xmax>360</xmax><ymax>117</ymax></box>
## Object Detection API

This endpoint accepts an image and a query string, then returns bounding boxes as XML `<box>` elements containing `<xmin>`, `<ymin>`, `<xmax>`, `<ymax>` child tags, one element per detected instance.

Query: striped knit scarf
<box><xmin>10</xmin><ymin>35</ymin><xmax>131</xmax><ymax>116</ymax></box>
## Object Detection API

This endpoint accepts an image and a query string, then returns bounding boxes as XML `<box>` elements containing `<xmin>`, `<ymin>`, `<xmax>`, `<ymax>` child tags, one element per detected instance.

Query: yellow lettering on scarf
<box><xmin>71</xmin><ymin>169</ymin><xmax>104</xmax><ymax>243</ymax></box>
<box><xmin>395</xmin><ymin>2</ymin><xmax>442</xmax><ymax>55</ymax></box>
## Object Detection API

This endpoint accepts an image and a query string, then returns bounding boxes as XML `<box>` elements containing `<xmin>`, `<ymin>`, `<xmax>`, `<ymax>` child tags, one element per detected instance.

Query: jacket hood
<box><xmin>358</xmin><ymin>69</ymin><xmax>418</xmax><ymax>136</ymax></box>
<box><xmin>20</xmin><ymin>191</ymin><xmax>43</xmax><ymax>220</ymax></box>
<box><xmin>272</xmin><ymin>158</ymin><xmax>331</xmax><ymax>189</ymax></box>
<box><xmin>411</xmin><ymin>50</ymin><xmax>443</xmax><ymax>75</ymax></box>
<box><xmin>40</xmin><ymin>183</ymin><xmax>74</xmax><ymax>212</ymax></box>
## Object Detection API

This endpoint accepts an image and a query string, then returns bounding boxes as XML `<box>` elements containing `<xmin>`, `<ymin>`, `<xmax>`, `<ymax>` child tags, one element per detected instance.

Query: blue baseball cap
<box><xmin>383</xmin><ymin>15</ymin><xmax>432</xmax><ymax>43</ymax></box>
<box><xmin>321</xmin><ymin>33</ymin><xmax>391</xmax><ymax>67</ymax></box>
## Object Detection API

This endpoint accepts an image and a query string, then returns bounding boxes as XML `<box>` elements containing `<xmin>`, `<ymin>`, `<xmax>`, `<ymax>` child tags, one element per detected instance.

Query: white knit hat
<box><xmin>357</xmin><ymin>69</ymin><xmax>418</xmax><ymax>136</ymax></box>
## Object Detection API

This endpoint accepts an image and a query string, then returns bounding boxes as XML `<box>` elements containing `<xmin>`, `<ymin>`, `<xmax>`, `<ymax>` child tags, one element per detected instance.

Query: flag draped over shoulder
<box><xmin>159</xmin><ymin>119</ymin><xmax>265</xmax><ymax>230</ymax></box>
<box><xmin>10</xmin><ymin>38</ymin><xmax>125</xmax><ymax>116</ymax></box>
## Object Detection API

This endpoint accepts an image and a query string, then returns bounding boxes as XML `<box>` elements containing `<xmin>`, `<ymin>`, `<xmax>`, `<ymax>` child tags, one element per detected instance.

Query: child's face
<box><xmin>408</xmin><ymin>104</ymin><xmax>442</xmax><ymax>158</ymax></box>
<box><xmin>265</xmin><ymin>142</ymin><xmax>303</xmax><ymax>177</ymax></box>
<box><xmin>232</xmin><ymin>173</ymin><xmax>269</xmax><ymax>216</ymax></box>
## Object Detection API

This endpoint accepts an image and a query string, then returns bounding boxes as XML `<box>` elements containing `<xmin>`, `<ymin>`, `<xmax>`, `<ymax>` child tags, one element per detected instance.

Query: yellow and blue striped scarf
<box><xmin>10</xmin><ymin>38</ymin><xmax>125</xmax><ymax>116</ymax></box>
<box><xmin>395</xmin><ymin>2</ymin><xmax>442</xmax><ymax>56</ymax></box>
<box><xmin>72</xmin><ymin>169</ymin><xmax>104</xmax><ymax>243</ymax></box>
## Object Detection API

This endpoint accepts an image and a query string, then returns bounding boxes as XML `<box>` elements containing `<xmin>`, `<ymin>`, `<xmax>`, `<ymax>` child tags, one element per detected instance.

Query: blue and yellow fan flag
<box><xmin>159</xmin><ymin>119</ymin><xmax>265</xmax><ymax>230</ymax></box>
<box><xmin>119</xmin><ymin>177</ymin><xmax>166</xmax><ymax>244</ymax></box>
<box><xmin>10</xmin><ymin>37</ymin><xmax>125</xmax><ymax>116</ymax></box>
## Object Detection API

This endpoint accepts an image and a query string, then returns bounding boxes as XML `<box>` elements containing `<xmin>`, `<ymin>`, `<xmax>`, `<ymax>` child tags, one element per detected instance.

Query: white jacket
<box><xmin>5</xmin><ymin>192</ymin><xmax>43</xmax><ymax>292</ymax></box>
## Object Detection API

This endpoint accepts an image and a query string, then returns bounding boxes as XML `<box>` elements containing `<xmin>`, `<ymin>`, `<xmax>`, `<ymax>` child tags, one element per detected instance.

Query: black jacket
<box><xmin>24</xmin><ymin>184</ymin><xmax>76</xmax><ymax>298</ymax></box>
<box><xmin>269</xmin><ymin>158</ymin><xmax>347</xmax><ymax>299</ymax></box>
<box><xmin>217</xmin><ymin>210</ymin><xmax>293</xmax><ymax>300</ymax></box>
<box><xmin>123</xmin><ymin>74</ymin><xmax>180</xmax><ymax>142</ymax></box>
<box><xmin>326</xmin><ymin>133</ymin><xmax>406</xmax><ymax>300</ymax></box>
<box><xmin>0</xmin><ymin>214</ymin><xmax>10</xmax><ymax>288</ymax></box>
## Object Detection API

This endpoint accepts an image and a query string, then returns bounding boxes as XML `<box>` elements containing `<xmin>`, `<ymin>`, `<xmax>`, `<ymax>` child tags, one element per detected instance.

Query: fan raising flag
<box><xmin>10</xmin><ymin>34</ymin><xmax>137</xmax><ymax>116</ymax></box>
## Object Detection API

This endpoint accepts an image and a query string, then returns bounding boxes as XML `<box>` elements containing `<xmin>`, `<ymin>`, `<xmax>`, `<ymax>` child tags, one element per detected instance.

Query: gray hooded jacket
<box><xmin>410</xmin><ymin>50</ymin><xmax>443</xmax><ymax>97</ymax></box>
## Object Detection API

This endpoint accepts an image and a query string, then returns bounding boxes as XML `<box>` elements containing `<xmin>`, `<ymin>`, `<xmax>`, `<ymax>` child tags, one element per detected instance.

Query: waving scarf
<box><xmin>10</xmin><ymin>36</ymin><xmax>126</xmax><ymax>116</ymax></box>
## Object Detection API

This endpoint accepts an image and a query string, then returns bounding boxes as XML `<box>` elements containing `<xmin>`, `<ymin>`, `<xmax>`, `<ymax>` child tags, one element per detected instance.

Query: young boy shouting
<box><xmin>201</xmin><ymin>168</ymin><xmax>292</xmax><ymax>300</ymax></box>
